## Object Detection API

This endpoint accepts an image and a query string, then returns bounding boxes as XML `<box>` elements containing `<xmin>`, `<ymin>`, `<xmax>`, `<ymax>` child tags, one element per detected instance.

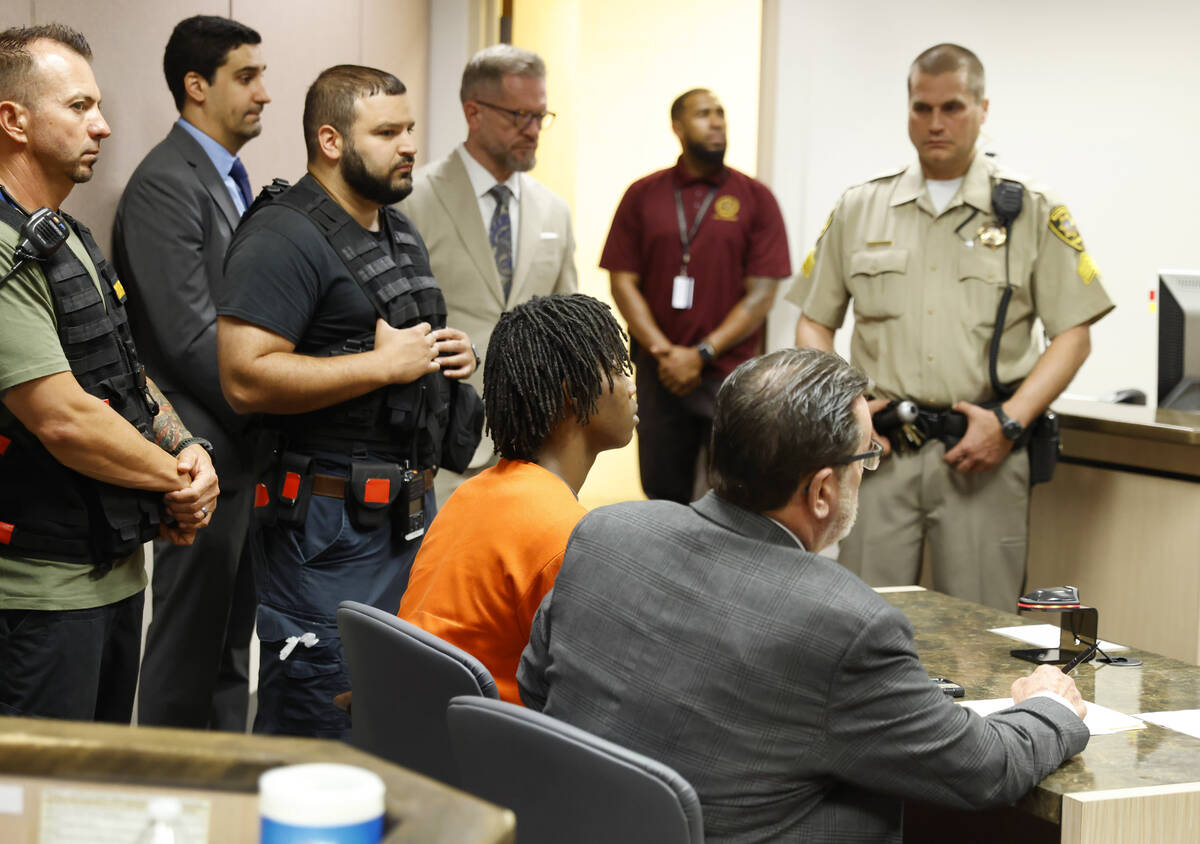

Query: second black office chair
<box><xmin>447</xmin><ymin>695</ymin><xmax>705</xmax><ymax>844</ymax></box>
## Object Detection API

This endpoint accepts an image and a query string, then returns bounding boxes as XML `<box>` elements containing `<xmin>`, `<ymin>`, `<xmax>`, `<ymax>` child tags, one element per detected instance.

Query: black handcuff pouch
<box><xmin>347</xmin><ymin>460</ymin><xmax>403</xmax><ymax>531</ymax></box>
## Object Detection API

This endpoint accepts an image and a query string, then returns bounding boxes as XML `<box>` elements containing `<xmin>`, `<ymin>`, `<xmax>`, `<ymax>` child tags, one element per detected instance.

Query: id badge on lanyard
<box><xmin>672</xmin><ymin>185</ymin><xmax>717</xmax><ymax>310</ymax></box>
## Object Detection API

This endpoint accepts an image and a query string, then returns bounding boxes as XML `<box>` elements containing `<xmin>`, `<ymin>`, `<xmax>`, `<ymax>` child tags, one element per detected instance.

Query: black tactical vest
<box><xmin>249</xmin><ymin>177</ymin><xmax>454</xmax><ymax>467</ymax></box>
<box><xmin>0</xmin><ymin>203</ymin><xmax>161</xmax><ymax>566</ymax></box>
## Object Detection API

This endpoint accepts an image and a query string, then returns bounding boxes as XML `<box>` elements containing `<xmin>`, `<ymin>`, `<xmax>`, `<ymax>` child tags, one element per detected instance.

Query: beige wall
<box><xmin>16</xmin><ymin>0</ymin><xmax>429</xmax><ymax>250</ymax></box>
<box><xmin>512</xmin><ymin>0</ymin><xmax>764</xmax><ymax>508</ymax></box>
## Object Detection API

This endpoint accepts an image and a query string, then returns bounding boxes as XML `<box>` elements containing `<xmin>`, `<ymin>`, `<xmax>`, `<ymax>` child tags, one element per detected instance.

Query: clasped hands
<box><xmin>161</xmin><ymin>443</ymin><xmax>219</xmax><ymax>546</ymax></box>
<box><xmin>374</xmin><ymin>319</ymin><xmax>476</xmax><ymax>382</ymax></box>
<box><xmin>651</xmin><ymin>342</ymin><xmax>703</xmax><ymax>396</ymax></box>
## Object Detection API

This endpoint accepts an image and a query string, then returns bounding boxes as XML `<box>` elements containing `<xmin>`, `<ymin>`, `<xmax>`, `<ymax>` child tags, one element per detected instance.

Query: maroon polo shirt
<box><xmin>600</xmin><ymin>157</ymin><xmax>791</xmax><ymax>378</ymax></box>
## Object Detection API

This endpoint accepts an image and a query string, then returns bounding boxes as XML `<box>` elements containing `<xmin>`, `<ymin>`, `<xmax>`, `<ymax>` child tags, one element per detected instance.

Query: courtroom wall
<box><xmin>11</xmin><ymin>0</ymin><xmax>429</xmax><ymax>251</ymax></box>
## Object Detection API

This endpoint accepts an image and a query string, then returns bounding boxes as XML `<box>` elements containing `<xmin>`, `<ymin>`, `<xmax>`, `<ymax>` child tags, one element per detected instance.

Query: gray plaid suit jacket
<box><xmin>519</xmin><ymin>493</ymin><xmax>1088</xmax><ymax>843</ymax></box>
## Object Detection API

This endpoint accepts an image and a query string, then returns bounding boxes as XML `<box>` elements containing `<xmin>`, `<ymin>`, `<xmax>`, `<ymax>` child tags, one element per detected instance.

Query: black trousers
<box><xmin>137</xmin><ymin>480</ymin><xmax>256</xmax><ymax>731</ymax></box>
<box><xmin>0</xmin><ymin>590</ymin><xmax>144</xmax><ymax>722</ymax></box>
<box><xmin>634</xmin><ymin>348</ymin><xmax>720</xmax><ymax>504</ymax></box>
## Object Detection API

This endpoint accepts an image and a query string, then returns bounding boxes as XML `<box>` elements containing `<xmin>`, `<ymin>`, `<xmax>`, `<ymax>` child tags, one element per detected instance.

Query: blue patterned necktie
<box><xmin>488</xmin><ymin>184</ymin><xmax>513</xmax><ymax>300</ymax></box>
<box><xmin>229</xmin><ymin>157</ymin><xmax>253</xmax><ymax>213</ymax></box>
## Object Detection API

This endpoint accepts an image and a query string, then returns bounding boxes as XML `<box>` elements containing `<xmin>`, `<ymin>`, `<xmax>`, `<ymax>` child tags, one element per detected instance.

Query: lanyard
<box><xmin>673</xmin><ymin>185</ymin><xmax>717</xmax><ymax>275</ymax></box>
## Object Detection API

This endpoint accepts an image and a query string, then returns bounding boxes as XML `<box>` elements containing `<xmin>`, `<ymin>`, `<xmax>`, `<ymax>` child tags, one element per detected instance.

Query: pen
<box><xmin>1061</xmin><ymin>641</ymin><xmax>1100</xmax><ymax>674</ymax></box>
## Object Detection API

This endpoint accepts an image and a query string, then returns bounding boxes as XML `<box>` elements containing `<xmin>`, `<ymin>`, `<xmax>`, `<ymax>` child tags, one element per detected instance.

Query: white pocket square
<box><xmin>539</xmin><ymin>231</ymin><xmax>559</xmax><ymax>240</ymax></box>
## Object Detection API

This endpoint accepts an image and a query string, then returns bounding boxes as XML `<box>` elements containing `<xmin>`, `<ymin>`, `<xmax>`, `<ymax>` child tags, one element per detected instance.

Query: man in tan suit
<box><xmin>400</xmin><ymin>45</ymin><xmax>576</xmax><ymax>504</ymax></box>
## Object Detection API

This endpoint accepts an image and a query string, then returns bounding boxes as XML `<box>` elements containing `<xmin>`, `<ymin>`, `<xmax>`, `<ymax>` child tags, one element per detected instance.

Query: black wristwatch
<box><xmin>696</xmin><ymin>340</ymin><xmax>717</xmax><ymax>365</ymax></box>
<box><xmin>173</xmin><ymin>436</ymin><xmax>214</xmax><ymax>456</ymax></box>
<box><xmin>992</xmin><ymin>406</ymin><xmax>1025</xmax><ymax>442</ymax></box>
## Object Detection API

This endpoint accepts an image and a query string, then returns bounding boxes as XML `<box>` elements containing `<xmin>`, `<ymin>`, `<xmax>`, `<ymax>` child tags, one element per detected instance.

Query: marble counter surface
<box><xmin>881</xmin><ymin>587</ymin><xmax>1200</xmax><ymax>825</ymax></box>
<box><xmin>1053</xmin><ymin>397</ymin><xmax>1200</xmax><ymax>445</ymax></box>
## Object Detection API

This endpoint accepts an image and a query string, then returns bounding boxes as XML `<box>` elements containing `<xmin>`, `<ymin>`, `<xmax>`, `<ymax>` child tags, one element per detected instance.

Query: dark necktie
<box><xmin>229</xmin><ymin>157</ymin><xmax>253</xmax><ymax>212</ymax></box>
<box><xmin>488</xmin><ymin>184</ymin><xmax>513</xmax><ymax>300</ymax></box>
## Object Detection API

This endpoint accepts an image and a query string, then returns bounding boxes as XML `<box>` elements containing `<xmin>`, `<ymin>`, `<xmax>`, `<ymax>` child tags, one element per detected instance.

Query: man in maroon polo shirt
<box><xmin>601</xmin><ymin>88</ymin><xmax>791</xmax><ymax>502</ymax></box>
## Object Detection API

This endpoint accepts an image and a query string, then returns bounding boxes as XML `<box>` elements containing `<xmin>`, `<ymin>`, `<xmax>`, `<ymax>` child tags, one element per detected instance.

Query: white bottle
<box><xmin>134</xmin><ymin>797</ymin><xmax>184</xmax><ymax>844</ymax></box>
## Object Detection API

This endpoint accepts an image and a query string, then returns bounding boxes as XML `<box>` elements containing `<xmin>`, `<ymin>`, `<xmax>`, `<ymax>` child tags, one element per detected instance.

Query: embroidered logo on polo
<box><xmin>1048</xmin><ymin>205</ymin><xmax>1084</xmax><ymax>252</ymax></box>
<box><xmin>713</xmin><ymin>195</ymin><xmax>740</xmax><ymax>221</ymax></box>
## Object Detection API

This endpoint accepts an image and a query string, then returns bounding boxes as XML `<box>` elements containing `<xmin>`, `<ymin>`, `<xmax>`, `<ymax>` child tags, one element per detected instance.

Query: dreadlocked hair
<box><xmin>484</xmin><ymin>294</ymin><xmax>631</xmax><ymax>461</ymax></box>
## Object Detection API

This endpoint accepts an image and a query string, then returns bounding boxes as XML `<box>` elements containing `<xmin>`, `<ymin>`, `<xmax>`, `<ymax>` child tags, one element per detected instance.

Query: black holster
<box><xmin>1026</xmin><ymin>411</ymin><xmax>1061</xmax><ymax>486</ymax></box>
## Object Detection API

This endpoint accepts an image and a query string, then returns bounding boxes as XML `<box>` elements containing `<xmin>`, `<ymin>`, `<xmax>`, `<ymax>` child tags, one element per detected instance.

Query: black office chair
<box><xmin>446</xmin><ymin>696</ymin><xmax>705</xmax><ymax>844</ymax></box>
<box><xmin>336</xmin><ymin>601</ymin><xmax>498</xmax><ymax>786</ymax></box>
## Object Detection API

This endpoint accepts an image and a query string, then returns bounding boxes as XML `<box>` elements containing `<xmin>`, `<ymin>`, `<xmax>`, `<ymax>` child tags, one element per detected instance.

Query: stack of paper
<box><xmin>958</xmin><ymin>698</ymin><xmax>1146</xmax><ymax>735</ymax></box>
<box><xmin>1136</xmin><ymin>710</ymin><xmax>1200</xmax><ymax>740</ymax></box>
<box><xmin>988</xmin><ymin>624</ymin><xmax>1127</xmax><ymax>652</ymax></box>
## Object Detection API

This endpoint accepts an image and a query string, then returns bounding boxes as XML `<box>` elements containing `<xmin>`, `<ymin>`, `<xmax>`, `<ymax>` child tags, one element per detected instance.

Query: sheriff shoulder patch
<box><xmin>713</xmin><ymin>195</ymin><xmax>740</xmax><ymax>221</ymax></box>
<box><xmin>801</xmin><ymin>248</ymin><xmax>816</xmax><ymax>279</ymax></box>
<box><xmin>1048</xmin><ymin>206</ymin><xmax>1085</xmax><ymax>252</ymax></box>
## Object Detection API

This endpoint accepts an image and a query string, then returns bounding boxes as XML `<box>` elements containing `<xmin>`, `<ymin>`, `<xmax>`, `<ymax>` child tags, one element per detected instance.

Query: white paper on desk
<box><xmin>958</xmin><ymin>698</ymin><xmax>1146</xmax><ymax>735</ymax></box>
<box><xmin>1136</xmin><ymin>709</ymin><xmax>1200</xmax><ymax>740</ymax></box>
<box><xmin>988</xmin><ymin>624</ymin><xmax>1127</xmax><ymax>652</ymax></box>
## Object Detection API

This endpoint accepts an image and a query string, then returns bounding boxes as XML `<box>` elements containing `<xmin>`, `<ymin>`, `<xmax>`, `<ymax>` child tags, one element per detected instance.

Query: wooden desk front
<box><xmin>881</xmin><ymin>586</ymin><xmax>1200</xmax><ymax>844</ymax></box>
<box><xmin>0</xmin><ymin>717</ymin><xmax>515</xmax><ymax>843</ymax></box>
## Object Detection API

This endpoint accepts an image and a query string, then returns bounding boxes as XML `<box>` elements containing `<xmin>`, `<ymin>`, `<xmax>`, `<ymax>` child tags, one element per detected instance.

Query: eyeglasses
<box><xmin>474</xmin><ymin>100</ymin><xmax>557</xmax><ymax>131</ymax></box>
<box><xmin>837</xmin><ymin>440</ymin><xmax>884</xmax><ymax>472</ymax></box>
<box><xmin>801</xmin><ymin>440</ymin><xmax>885</xmax><ymax>495</ymax></box>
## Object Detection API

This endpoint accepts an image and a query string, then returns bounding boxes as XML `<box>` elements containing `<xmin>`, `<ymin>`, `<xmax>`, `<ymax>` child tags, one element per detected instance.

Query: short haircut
<box><xmin>909</xmin><ymin>43</ymin><xmax>985</xmax><ymax>102</ymax></box>
<box><xmin>163</xmin><ymin>15</ymin><xmax>262</xmax><ymax>111</ymax></box>
<box><xmin>670</xmin><ymin>87</ymin><xmax>711</xmax><ymax>121</ymax></box>
<box><xmin>484</xmin><ymin>294</ymin><xmax>631</xmax><ymax>462</ymax></box>
<box><xmin>710</xmin><ymin>348</ymin><xmax>869</xmax><ymax>512</ymax></box>
<box><xmin>303</xmin><ymin>64</ymin><xmax>406</xmax><ymax>162</ymax></box>
<box><xmin>459</xmin><ymin>44</ymin><xmax>545</xmax><ymax>103</ymax></box>
<box><xmin>0</xmin><ymin>24</ymin><xmax>91</xmax><ymax>106</ymax></box>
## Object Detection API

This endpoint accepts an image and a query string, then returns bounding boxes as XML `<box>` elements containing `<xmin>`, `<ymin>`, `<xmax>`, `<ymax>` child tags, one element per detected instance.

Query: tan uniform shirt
<box><xmin>788</xmin><ymin>153</ymin><xmax>1114</xmax><ymax>405</ymax></box>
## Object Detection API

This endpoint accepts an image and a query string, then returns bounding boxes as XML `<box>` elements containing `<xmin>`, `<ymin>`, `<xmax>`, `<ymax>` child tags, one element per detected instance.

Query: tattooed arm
<box><xmin>147</xmin><ymin>377</ymin><xmax>191</xmax><ymax>455</ymax></box>
<box><xmin>147</xmin><ymin>377</ymin><xmax>219</xmax><ymax>531</ymax></box>
<box><xmin>2</xmin><ymin>371</ymin><xmax>185</xmax><ymax>491</ymax></box>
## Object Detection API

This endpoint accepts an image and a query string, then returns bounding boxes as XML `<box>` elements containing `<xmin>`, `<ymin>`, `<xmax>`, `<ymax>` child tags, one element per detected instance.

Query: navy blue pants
<box><xmin>251</xmin><ymin>472</ymin><xmax>435</xmax><ymax>740</ymax></box>
<box><xmin>0</xmin><ymin>590</ymin><xmax>144</xmax><ymax>722</ymax></box>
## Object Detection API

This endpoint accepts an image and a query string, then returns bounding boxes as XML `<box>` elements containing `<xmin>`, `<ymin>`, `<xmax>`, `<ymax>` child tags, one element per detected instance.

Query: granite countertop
<box><xmin>881</xmin><ymin>587</ymin><xmax>1200</xmax><ymax>825</ymax></box>
<box><xmin>1052</xmin><ymin>397</ymin><xmax>1200</xmax><ymax>445</ymax></box>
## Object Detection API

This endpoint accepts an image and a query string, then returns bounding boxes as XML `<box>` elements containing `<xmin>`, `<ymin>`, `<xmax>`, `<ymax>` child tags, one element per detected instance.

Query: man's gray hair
<box><xmin>710</xmin><ymin>348</ymin><xmax>869</xmax><ymax>512</ymax></box>
<box><xmin>460</xmin><ymin>44</ymin><xmax>545</xmax><ymax>103</ymax></box>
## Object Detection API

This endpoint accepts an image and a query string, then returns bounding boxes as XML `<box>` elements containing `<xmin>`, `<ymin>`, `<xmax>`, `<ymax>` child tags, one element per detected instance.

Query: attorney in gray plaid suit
<box><xmin>519</xmin><ymin>347</ymin><xmax>1088</xmax><ymax>844</ymax></box>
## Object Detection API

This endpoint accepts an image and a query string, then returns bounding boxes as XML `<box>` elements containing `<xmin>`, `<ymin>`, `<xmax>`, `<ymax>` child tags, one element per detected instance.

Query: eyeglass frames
<box><xmin>474</xmin><ymin>99</ymin><xmax>557</xmax><ymax>131</ymax></box>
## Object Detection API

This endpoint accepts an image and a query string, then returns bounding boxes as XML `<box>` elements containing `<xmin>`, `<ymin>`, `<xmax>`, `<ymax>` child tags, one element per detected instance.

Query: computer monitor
<box><xmin>1157</xmin><ymin>271</ymin><xmax>1200</xmax><ymax>411</ymax></box>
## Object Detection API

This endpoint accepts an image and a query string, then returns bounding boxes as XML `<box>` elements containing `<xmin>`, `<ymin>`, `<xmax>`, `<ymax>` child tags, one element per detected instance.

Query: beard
<box><xmin>341</xmin><ymin>139</ymin><xmax>413</xmax><ymax>205</ymax></box>
<box><xmin>827</xmin><ymin>480</ymin><xmax>859</xmax><ymax>547</ymax></box>
<box><xmin>686</xmin><ymin>137</ymin><xmax>726</xmax><ymax>167</ymax></box>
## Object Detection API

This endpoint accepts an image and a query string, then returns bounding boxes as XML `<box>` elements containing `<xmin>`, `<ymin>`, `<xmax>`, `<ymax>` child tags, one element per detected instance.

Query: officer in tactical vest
<box><xmin>218</xmin><ymin>64</ymin><xmax>482</xmax><ymax>739</ymax></box>
<box><xmin>0</xmin><ymin>24</ymin><xmax>219</xmax><ymax>722</ymax></box>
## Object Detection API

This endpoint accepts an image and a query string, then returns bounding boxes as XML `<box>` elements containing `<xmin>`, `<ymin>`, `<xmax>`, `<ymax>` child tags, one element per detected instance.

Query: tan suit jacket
<box><xmin>400</xmin><ymin>150</ymin><xmax>577</xmax><ymax>470</ymax></box>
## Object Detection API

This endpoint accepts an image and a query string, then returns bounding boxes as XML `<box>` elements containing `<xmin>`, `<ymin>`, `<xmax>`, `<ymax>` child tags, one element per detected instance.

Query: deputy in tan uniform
<box><xmin>790</xmin><ymin>43</ymin><xmax>1113</xmax><ymax>611</ymax></box>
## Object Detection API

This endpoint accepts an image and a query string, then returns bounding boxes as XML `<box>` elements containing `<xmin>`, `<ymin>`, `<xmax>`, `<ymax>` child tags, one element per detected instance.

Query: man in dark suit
<box><xmin>113</xmin><ymin>15</ymin><xmax>269</xmax><ymax>730</ymax></box>
<box><xmin>519</xmin><ymin>347</ymin><xmax>1089</xmax><ymax>843</ymax></box>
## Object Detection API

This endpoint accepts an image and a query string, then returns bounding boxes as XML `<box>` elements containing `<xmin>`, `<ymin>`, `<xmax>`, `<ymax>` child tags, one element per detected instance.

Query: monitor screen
<box><xmin>1158</xmin><ymin>272</ymin><xmax>1200</xmax><ymax>411</ymax></box>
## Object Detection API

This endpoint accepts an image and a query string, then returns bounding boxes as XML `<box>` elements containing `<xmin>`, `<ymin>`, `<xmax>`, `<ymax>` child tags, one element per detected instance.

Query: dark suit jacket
<box><xmin>113</xmin><ymin>123</ymin><xmax>250</xmax><ymax>485</ymax></box>
<box><xmin>519</xmin><ymin>493</ymin><xmax>1089</xmax><ymax>843</ymax></box>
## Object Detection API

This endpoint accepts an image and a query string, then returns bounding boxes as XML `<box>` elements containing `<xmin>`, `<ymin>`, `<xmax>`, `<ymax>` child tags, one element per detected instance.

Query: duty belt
<box><xmin>311</xmin><ymin>468</ymin><xmax>435</xmax><ymax>499</ymax></box>
<box><xmin>888</xmin><ymin>403</ymin><xmax>1026</xmax><ymax>453</ymax></box>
